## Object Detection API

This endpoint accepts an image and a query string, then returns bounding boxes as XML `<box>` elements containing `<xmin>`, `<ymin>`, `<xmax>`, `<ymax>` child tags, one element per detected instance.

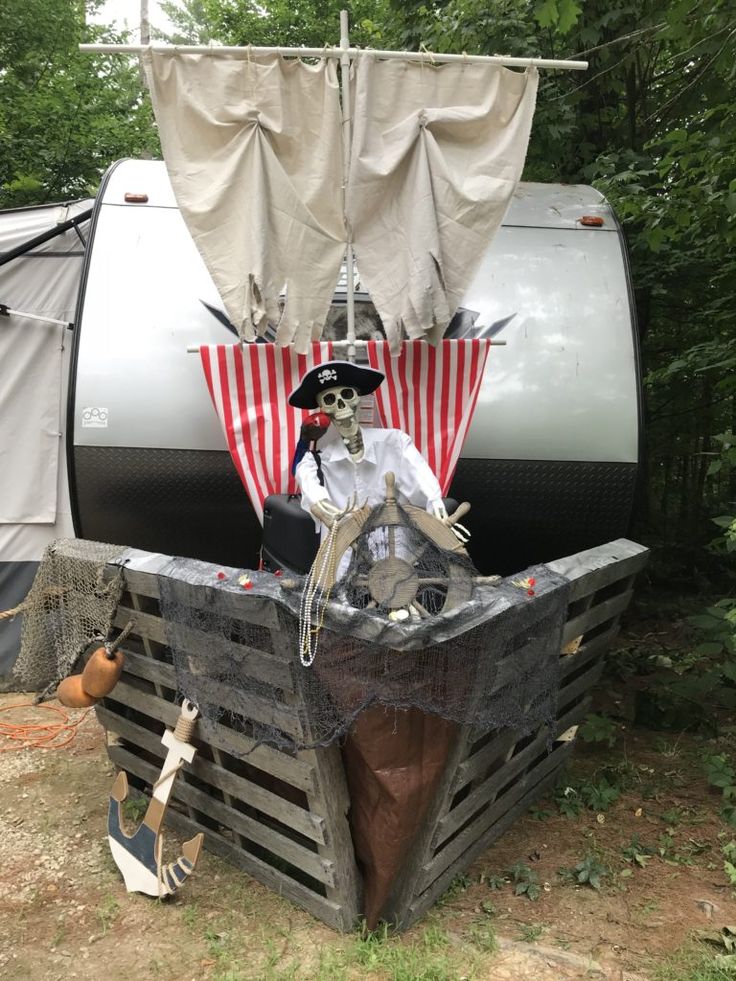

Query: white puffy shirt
<box><xmin>295</xmin><ymin>427</ymin><xmax>443</xmax><ymax>532</ymax></box>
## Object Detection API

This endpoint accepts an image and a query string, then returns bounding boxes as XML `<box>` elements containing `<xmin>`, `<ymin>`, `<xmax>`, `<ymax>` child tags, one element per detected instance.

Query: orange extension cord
<box><xmin>0</xmin><ymin>701</ymin><xmax>92</xmax><ymax>752</ymax></box>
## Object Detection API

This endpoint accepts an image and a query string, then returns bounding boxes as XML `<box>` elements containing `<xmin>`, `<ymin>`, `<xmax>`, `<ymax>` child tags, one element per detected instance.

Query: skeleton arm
<box><xmin>397</xmin><ymin>434</ymin><xmax>471</xmax><ymax>543</ymax></box>
<box><xmin>294</xmin><ymin>450</ymin><xmax>354</xmax><ymax>530</ymax></box>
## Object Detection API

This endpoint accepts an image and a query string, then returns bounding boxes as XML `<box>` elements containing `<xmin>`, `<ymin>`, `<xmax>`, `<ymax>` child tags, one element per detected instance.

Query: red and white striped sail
<box><xmin>199</xmin><ymin>342</ymin><xmax>333</xmax><ymax>522</ymax></box>
<box><xmin>366</xmin><ymin>339</ymin><xmax>491</xmax><ymax>495</ymax></box>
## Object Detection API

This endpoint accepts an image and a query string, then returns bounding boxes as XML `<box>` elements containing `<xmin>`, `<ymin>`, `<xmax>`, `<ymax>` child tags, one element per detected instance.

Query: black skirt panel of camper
<box><xmin>72</xmin><ymin>446</ymin><xmax>262</xmax><ymax>570</ymax></box>
<box><xmin>72</xmin><ymin>448</ymin><xmax>636</xmax><ymax>577</ymax></box>
<box><xmin>450</xmin><ymin>459</ymin><xmax>638</xmax><ymax>576</ymax></box>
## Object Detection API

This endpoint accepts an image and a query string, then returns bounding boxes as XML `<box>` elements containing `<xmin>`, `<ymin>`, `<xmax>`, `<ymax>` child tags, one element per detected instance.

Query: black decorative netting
<box><xmin>156</xmin><ymin>501</ymin><xmax>570</xmax><ymax>752</ymax></box>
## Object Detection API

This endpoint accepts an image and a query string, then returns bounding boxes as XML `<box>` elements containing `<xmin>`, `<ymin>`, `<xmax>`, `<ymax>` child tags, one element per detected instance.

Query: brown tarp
<box><xmin>341</xmin><ymin>706</ymin><xmax>458</xmax><ymax>928</ymax></box>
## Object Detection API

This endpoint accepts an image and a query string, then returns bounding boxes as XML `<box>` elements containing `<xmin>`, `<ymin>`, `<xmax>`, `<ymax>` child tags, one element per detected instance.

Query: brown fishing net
<box><xmin>13</xmin><ymin>539</ymin><xmax>126</xmax><ymax>692</ymax></box>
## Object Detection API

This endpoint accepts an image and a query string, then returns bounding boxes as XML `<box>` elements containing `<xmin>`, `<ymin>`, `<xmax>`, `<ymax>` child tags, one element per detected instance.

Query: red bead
<box><xmin>527</xmin><ymin>589</ymin><xmax>535</xmax><ymax>596</ymax></box>
<box><xmin>216</xmin><ymin>571</ymin><xmax>226</xmax><ymax>580</ymax></box>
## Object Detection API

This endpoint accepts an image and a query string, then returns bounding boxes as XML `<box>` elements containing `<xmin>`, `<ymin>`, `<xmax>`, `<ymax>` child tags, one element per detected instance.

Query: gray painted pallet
<box><xmin>382</xmin><ymin>537</ymin><xmax>649</xmax><ymax>929</ymax></box>
<box><xmin>95</xmin><ymin>537</ymin><xmax>647</xmax><ymax>931</ymax></box>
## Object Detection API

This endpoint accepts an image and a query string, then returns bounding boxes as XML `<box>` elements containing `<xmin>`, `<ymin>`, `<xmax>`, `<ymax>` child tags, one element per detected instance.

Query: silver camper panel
<box><xmin>70</xmin><ymin>159</ymin><xmax>640</xmax><ymax>573</ymax></box>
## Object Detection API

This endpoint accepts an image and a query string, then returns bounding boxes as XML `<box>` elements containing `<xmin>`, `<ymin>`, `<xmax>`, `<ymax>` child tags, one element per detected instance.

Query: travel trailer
<box><xmin>0</xmin><ymin>157</ymin><xmax>641</xmax><ymax>680</ymax></box>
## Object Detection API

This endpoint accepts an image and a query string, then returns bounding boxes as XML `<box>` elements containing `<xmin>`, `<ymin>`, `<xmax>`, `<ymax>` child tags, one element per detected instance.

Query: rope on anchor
<box><xmin>152</xmin><ymin>759</ymin><xmax>185</xmax><ymax>790</ymax></box>
<box><xmin>173</xmin><ymin>713</ymin><xmax>197</xmax><ymax>743</ymax></box>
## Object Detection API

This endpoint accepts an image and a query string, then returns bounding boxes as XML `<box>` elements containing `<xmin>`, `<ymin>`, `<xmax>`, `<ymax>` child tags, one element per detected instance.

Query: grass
<box><xmin>315</xmin><ymin>922</ymin><xmax>486</xmax><ymax>981</ymax></box>
<box><xmin>467</xmin><ymin>918</ymin><xmax>498</xmax><ymax>953</ymax></box>
<box><xmin>96</xmin><ymin>893</ymin><xmax>120</xmax><ymax>936</ymax></box>
<box><xmin>517</xmin><ymin>923</ymin><xmax>544</xmax><ymax>943</ymax></box>
<box><xmin>652</xmin><ymin>942</ymin><xmax>736</xmax><ymax>980</ymax></box>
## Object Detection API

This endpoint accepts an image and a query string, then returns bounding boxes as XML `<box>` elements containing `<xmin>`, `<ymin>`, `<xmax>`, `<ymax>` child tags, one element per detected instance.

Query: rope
<box><xmin>173</xmin><ymin>714</ymin><xmax>196</xmax><ymax>743</ymax></box>
<box><xmin>0</xmin><ymin>702</ymin><xmax>92</xmax><ymax>752</ymax></box>
<box><xmin>152</xmin><ymin>759</ymin><xmax>185</xmax><ymax>790</ymax></box>
<box><xmin>0</xmin><ymin>586</ymin><xmax>68</xmax><ymax>621</ymax></box>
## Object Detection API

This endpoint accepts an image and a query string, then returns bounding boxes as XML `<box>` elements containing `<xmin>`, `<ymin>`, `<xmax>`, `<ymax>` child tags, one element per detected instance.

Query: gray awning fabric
<box><xmin>347</xmin><ymin>57</ymin><xmax>538</xmax><ymax>350</ymax></box>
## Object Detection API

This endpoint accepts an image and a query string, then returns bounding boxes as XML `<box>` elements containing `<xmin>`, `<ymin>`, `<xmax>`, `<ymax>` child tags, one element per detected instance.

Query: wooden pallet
<box><xmin>381</xmin><ymin>537</ymin><xmax>649</xmax><ymax>929</ymax></box>
<box><xmin>95</xmin><ymin>537</ymin><xmax>647</xmax><ymax>931</ymax></box>
<box><xmin>98</xmin><ymin>552</ymin><xmax>360</xmax><ymax>932</ymax></box>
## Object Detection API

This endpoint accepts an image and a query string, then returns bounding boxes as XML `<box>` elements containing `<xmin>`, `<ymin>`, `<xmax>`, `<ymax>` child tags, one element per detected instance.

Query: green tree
<box><xmin>159</xmin><ymin>0</ymin><xmax>390</xmax><ymax>48</ymax></box>
<box><xmin>0</xmin><ymin>0</ymin><xmax>158</xmax><ymax>206</ymax></box>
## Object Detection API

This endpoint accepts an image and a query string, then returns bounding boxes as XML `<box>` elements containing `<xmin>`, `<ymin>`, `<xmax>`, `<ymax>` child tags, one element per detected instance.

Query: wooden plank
<box><xmin>112</xmin><ymin>642</ymin><xmax>302</xmax><ymax>740</ymax></box>
<box><xmin>103</xmin><ymin>709</ymin><xmax>325</xmax><ymax>844</ymax></box>
<box><xmin>117</xmin><ymin>621</ymin><xmax>294</xmax><ymax>693</ymax></box>
<box><xmin>560</xmin><ymin>621</ymin><xmax>620</xmax><ymax>681</ymax></box>
<box><xmin>561</xmin><ymin>588</ymin><xmax>633</xmax><ymax>647</ymax></box>
<box><xmin>547</xmin><ymin>539</ymin><xmax>649</xmax><ymax>602</ymax></box>
<box><xmin>101</xmin><ymin>680</ymin><xmax>316</xmax><ymax>793</ymax></box>
<box><xmin>557</xmin><ymin>659</ymin><xmax>605</xmax><ymax>712</ymax></box>
<box><xmin>402</xmin><ymin>762</ymin><xmax>565</xmax><ymax>929</ymax></box>
<box><xmin>113</xmin><ymin>561</ymin><xmax>286</xmax><ymax>631</ymax></box>
<box><xmin>452</xmin><ymin>692</ymin><xmax>589</xmax><ymax>795</ymax></box>
<box><xmin>119</xmin><ymin>647</ymin><xmax>177</xmax><ymax>688</ymax></box>
<box><xmin>299</xmin><ymin>744</ymin><xmax>361</xmax><ymax>922</ymax></box>
<box><xmin>162</xmin><ymin>807</ymin><xmax>353</xmax><ymax>932</ymax></box>
<box><xmin>153</xmin><ymin>577</ymin><xmax>283</xmax><ymax>629</ymax></box>
<box><xmin>435</xmin><ymin>710</ymin><xmax>577</xmax><ymax>847</ymax></box>
<box><xmin>289</xmin><ymin>640</ymin><xmax>362</xmax><ymax>925</ymax></box>
<box><xmin>106</xmin><ymin>742</ymin><xmax>335</xmax><ymax>885</ymax></box>
<box><xmin>452</xmin><ymin>729</ymin><xmax>519</xmax><ymax>793</ymax></box>
<box><xmin>560</xmin><ymin>618</ymin><xmax>620</xmax><ymax>687</ymax></box>
<box><xmin>114</xmin><ymin>607</ymin><xmax>167</xmax><ymax>644</ymax></box>
<box><xmin>115</xmin><ymin>603</ymin><xmax>294</xmax><ymax>687</ymax></box>
<box><xmin>415</xmin><ymin>742</ymin><xmax>572</xmax><ymax>894</ymax></box>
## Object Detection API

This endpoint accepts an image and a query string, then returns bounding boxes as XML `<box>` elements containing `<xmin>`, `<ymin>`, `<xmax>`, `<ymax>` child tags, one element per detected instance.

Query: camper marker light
<box><xmin>579</xmin><ymin>215</ymin><xmax>604</xmax><ymax>227</ymax></box>
<box><xmin>124</xmin><ymin>192</ymin><xmax>149</xmax><ymax>203</ymax></box>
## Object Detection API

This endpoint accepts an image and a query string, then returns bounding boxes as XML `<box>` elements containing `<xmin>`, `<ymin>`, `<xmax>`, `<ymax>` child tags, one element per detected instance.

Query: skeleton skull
<box><xmin>316</xmin><ymin>385</ymin><xmax>361</xmax><ymax>437</ymax></box>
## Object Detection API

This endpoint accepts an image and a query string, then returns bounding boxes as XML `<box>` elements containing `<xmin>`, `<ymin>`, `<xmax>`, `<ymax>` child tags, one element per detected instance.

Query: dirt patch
<box><xmin>0</xmin><ymin>693</ymin><xmax>732</xmax><ymax>980</ymax></box>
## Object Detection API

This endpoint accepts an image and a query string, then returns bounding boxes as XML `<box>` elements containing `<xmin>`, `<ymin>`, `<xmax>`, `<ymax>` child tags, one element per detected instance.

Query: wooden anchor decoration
<box><xmin>108</xmin><ymin>699</ymin><xmax>204</xmax><ymax>897</ymax></box>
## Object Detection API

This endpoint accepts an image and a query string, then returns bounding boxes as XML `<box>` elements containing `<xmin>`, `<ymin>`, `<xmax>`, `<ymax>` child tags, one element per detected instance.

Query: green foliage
<box><xmin>705</xmin><ymin>754</ymin><xmax>736</xmax><ymax>826</ymax></box>
<box><xmin>579</xmin><ymin>713</ymin><xmax>618</xmax><ymax>748</ymax></box>
<box><xmin>559</xmin><ymin>853</ymin><xmax>608</xmax><ymax>890</ymax></box>
<box><xmin>121</xmin><ymin>792</ymin><xmax>148</xmax><ymax>824</ymax></box>
<box><xmin>506</xmin><ymin>861</ymin><xmax>542</xmax><ymax>901</ymax></box>
<box><xmin>553</xmin><ymin>774</ymin><xmax>621</xmax><ymax>815</ymax></box>
<box><xmin>160</xmin><ymin>0</ymin><xmax>389</xmax><ymax>48</ymax></box>
<box><xmin>480</xmin><ymin>871</ymin><xmax>507</xmax><ymax>890</ymax></box>
<box><xmin>517</xmin><ymin>922</ymin><xmax>544</xmax><ymax>943</ymax></box>
<box><xmin>346</xmin><ymin>923</ymin><xmax>456</xmax><ymax>981</ymax></box>
<box><xmin>621</xmin><ymin>834</ymin><xmax>655</xmax><ymax>868</ymax></box>
<box><xmin>653</xmin><ymin>939</ymin><xmax>736</xmax><ymax>980</ymax></box>
<box><xmin>0</xmin><ymin>0</ymin><xmax>158</xmax><ymax>206</ymax></box>
<box><xmin>437</xmin><ymin>872</ymin><xmax>471</xmax><ymax>905</ymax></box>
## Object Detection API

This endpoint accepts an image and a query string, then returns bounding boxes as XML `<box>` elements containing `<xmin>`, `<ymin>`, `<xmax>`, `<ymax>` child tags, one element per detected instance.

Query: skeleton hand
<box><xmin>432</xmin><ymin>501</ymin><xmax>471</xmax><ymax>545</ymax></box>
<box><xmin>312</xmin><ymin>495</ymin><xmax>359</xmax><ymax>529</ymax></box>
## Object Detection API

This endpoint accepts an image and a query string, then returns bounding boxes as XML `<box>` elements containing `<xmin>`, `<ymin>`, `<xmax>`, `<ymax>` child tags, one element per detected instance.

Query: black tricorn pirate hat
<box><xmin>288</xmin><ymin>360</ymin><xmax>384</xmax><ymax>409</ymax></box>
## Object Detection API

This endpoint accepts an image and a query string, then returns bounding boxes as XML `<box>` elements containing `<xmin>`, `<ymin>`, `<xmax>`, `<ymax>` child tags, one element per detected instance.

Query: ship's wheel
<box><xmin>313</xmin><ymin>472</ymin><xmax>473</xmax><ymax>617</ymax></box>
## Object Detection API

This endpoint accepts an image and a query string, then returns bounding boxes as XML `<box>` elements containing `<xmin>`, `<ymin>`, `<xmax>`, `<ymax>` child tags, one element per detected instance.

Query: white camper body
<box><xmin>70</xmin><ymin>159</ymin><xmax>640</xmax><ymax>574</ymax></box>
<box><xmin>0</xmin><ymin>157</ymin><xmax>641</xmax><ymax>682</ymax></box>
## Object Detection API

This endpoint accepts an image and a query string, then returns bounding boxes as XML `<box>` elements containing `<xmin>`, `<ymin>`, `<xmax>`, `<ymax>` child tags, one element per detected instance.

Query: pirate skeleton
<box><xmin>289</xmin><ymin>361</ymin><xmax>469</xmax><ymax>543</ymax></box>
